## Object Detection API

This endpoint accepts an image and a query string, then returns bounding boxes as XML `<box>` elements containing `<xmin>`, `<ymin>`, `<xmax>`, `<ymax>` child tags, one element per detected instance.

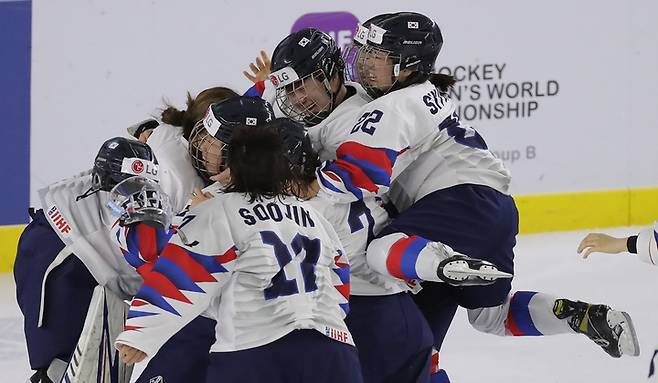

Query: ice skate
<box><xmin>553</xmin><ymin>299</ymin><xmax>640</xmax><ymax>358</ymax></box>
<box><xmin>437</xmin><ymin>251</ymin><xmax>513</xmax><ymax>286</ymax></box>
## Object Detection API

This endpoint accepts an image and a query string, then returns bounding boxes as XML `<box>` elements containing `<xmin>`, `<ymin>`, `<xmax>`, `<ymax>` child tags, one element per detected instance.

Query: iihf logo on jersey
<box><xmin>47</xmin><ymin>205</ymin><xmax>72</xmax><ymax>236</ymax></box>
<box><xmin>324</xmin><ymin>325</ymin><xmax>351</xmax><ymax>344</ymax></box>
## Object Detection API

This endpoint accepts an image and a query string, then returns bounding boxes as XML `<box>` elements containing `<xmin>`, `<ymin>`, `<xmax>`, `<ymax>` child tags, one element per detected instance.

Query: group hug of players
<box><xmin>15</xmin><ymin>11</ymin><xmax>656</xmax><ymax>383</ymax></box>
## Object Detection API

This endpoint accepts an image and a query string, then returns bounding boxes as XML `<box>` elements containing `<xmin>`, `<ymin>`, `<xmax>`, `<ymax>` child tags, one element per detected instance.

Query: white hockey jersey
<box><xmin>316</xmin><ymin>80</ymin><xmax>511</xmax><ymax>210</ymax></box>
<box><xmin>636</xmin><ymin>221</ymin><xmax>658</xmax><ymax>266</ymax></box>
<box><xmin>304</xmin><ymin>82</ymin><xmax>412</xmax><ymax>295</ymax></box>
<box><xmin>146</xmin><ymin>124</ymin><xmax>205</xmax><ymax>213</ymax></box>
<box><xmin>306</xmin><ymin>196</ymin><xmax>410</xmax><ymax>296</ymax></box>
<box><xmin>38</xmin><ymin>171</ymin><xmax>142</xmax><ymax>299</ymax></box>
<box><xmin>115</xmin><ymin>193</ymin><xmax>352</xmax><ymax>357</ymax></box>
<box><xmin>307</xmin><ymin>82</ymin><xmax>373</xmax><ymax>161</ymax></box>
<box><xmin>308</xmin><ymin>81</ymin><xmax>509</xmax><ymax>285</ymax></box>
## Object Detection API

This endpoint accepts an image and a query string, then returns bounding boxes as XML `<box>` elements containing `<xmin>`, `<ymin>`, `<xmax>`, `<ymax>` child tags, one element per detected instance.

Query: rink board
<box><xmin>1</xmin><ymin>187</ymin><xmax>656</xmax><ymax>273</ymax></box>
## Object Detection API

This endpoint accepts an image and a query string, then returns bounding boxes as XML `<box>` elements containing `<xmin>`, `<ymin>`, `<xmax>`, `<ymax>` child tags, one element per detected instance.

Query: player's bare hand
<box><xmin>243</xmin><ymin>50</ymin><xmax>271</xmax><ymax>83</ymax></box>
<box><xmin>190</xmin><ymin>187</ymin><xmax>214</xmax><ymax>209</ymax></box>
<box><xmin>577</xmin><ymin>233</ymin><xmax>628</xmax><ymax>258</ymax></box>
<box><xmin>210</xmin><ymin>169</ymin><xmax>232</xmax><ymax>186</ymax></box>
<box><xmin>117</xmin><ymin>343</ymin><xmax>146</xmax><ymax>365</ymax></box>
<box><xmin>138</xmin><ymin>128</ymin><xmax>155</xmax><ymax>143</ymax></box>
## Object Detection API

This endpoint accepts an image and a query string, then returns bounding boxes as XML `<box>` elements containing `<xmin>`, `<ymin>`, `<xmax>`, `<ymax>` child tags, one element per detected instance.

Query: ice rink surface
<box><xmin>1</xmin><ymin>226</ymin><xmax>656</xmax><ymax>382</ymax></box>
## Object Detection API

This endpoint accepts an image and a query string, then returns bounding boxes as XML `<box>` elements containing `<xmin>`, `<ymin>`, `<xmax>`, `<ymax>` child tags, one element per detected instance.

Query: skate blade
<box><xmin>618</xmin><ymin>312</ymin><xmax>641</xmax><ymax>357</ymax></box>
<box><xmin>608</xmin><ymin>310</ymin><xmax>641</xmax><ymax>357</ymax></box>
<box><xmin>444</xmin><ymin>261</ymin><xmax>513</xmax><ymax>281</ymax></box>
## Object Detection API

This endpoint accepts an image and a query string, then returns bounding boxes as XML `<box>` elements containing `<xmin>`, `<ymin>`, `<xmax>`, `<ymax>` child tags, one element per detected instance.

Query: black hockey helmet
<box><xmin>270</xmin><ymin>28</ymin><xmax>345</xmax><ymax>126</ymax></box>
<box><xmin>261</xmin><ymin>118</ymin><xmax>318</xmax><ymax>182</ymax></box>
<box><xmin>270</xmin><ymin>118</ymin><xmax>312</xmax><ymax>166</ymax></box>
<box><xmin>188</xmin><ymin>95</ymin><xmax>274</xmax><ymax>183</ymax></box>
<box><xmin>91</xmin><ymin>137</ymin><xmax>158</xmax><ymax>193</ymax></box>
<box><xmin>355</xmin><ymin>12</ymin><xmax>444</xmax><ymax>98</ymax></box>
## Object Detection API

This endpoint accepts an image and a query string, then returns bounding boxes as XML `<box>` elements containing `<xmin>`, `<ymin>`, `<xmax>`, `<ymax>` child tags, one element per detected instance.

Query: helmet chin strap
<box><xmin>323</xmin><ymin>65</ymin><xmax>341</xmax><ymax>113</ymax></box>
<box><xmin>75</xmin><ymin>186</ymin><xmax>100</xmax><ymax>201</ymax></box>
<box><xmin>392</xmin><ymin>63</ymin><xmax>401</xmax><ymax>85</ymax></box>
<box><xmin>322</xmin><ymin>76</ymin><xmax>334</xmax><ymax>112</ymax></box>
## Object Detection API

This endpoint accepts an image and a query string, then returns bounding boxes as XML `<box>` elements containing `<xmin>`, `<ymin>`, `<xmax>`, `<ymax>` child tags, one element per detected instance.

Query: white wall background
<box><xmin>30</xmin><ymin>0</ymin><xmax>658</xmax><ymax>205</ymax></box>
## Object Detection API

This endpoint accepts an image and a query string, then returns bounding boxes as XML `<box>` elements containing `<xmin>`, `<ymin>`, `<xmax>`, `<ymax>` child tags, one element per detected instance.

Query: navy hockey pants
<box><xmin>346</xmin><ymin>293</ymin><xmax>434</xmax><ymax>383</ymax></box>
<box><xmin>136</xmin><ymin>315</ymin><xmax>216</xmax><ymax>383</ymax></box>
<box><xmin>205</xmin><ymin>329</ymin><xmax>363</xmax><ymax>383</ymax></box>
<box><xmin>14</xmin><ymin>209</ymin><xmax>98</xmax><ymax>370</ymax></box>
<box><xmin>378</xmin><ymin>184</ymin><xmax>518</xmax><ymax>350</ymax></box>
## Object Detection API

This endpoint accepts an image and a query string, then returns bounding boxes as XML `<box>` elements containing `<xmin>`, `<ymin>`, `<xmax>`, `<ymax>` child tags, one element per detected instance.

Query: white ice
<box><xmin>1</xmin><ymin>226</ymin><xmax>656</xmax><ymax>382</ymax></box>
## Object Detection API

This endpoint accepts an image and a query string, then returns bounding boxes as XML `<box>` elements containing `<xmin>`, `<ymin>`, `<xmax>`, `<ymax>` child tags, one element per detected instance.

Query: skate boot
<box><xmin>553</xmin><ymin>299</ymin><xmax>640</xmax><ymax>358</ymax></box>
<box><xmin>433</xmin><ymin>243</ymin><xmax>513</xmax><ymax>286</ymax></box>
<box><xmin>28</xmin><ymin>370</ymin><xmax>53</xmax><ymax>383</ymax></box>
<box><xmin>27</xmin><ymin>358</ymin><xmax>67</xmax><ymax>383</ymax></box>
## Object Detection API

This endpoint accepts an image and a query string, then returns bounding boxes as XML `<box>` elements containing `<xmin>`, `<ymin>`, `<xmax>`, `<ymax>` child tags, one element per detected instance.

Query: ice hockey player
<box><xmin>14</xmin><ymin>137</ymin><xmax>159</xmax><ymax>383</ymax></box>
<box><xmin>115</xmin><ymin>120</ymin><xmax>362</xmax><ymax>383</ymax></box>
<box><xmin>308</xmin><ymin>11</ymin><xmax>640</xmax><ymax>377</ymax></box>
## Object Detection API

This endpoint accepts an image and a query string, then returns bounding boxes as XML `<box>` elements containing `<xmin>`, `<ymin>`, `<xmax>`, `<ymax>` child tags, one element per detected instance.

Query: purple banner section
<box><xmin>291</xmin><ymin>11</ymin><xmax>359</xmax><ymax>52</ymax></box>
<box><xmin>0</xmin><ymin>1</ymin><xmax>31</xmax><ymax>224</ymax></box>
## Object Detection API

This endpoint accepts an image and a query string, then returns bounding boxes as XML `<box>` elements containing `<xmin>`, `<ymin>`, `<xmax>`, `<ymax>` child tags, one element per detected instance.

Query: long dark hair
<box><xmin>395</xmin><ymin>71</ymin><xmax>456</xmax><ymax>93</ymax></box>
<box><xmin>160</xmin><ymin>86</ymin><xmax>238</xmax><ymax>140</ymax></box>
<box><xmin>224</xmin><ymin>124</ymin><xmax>297</xmax><ymax>203</ymax></box>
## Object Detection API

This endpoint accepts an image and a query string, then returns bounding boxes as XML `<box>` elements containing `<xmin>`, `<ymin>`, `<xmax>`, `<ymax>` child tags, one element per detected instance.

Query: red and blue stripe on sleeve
<box><xmin>126</xmin><ymin>243</ymin><xmax>237</xmax><ymax>324</ymax></box>
<box><xmin>332</xmin><ymin>249</ymin><xmax>350</xmax><ymax>315</ymax></box>
<box><xmin>120</xmin><ymin>224</ymin><xmax>173</xmax><ymax>277</ymax></box>
<box><xmin>505</xmin><ymin>291</ymin><xmax>543</xmax><ymax>336</ymax></box>
<box><xmin>385</xmin><ymin>235</ymin><xmax>431</xmax><ymax>280</ymax></box>
<box><xmin>243</xmin><ymin>80</ymin><xmax>266</xmax><ymax>97</ymax></box>
<box><xmin>318</xmin><ymin>141</ymin><xmax>402</xmax><ymax>200</ymax></box>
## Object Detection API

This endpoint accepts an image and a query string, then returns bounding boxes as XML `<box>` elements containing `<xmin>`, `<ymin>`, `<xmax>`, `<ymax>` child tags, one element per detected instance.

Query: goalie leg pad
<box><xmin>62</xmin><ymin>286</ymin><xmax>133</xmax><ymax>383</ymax></box>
